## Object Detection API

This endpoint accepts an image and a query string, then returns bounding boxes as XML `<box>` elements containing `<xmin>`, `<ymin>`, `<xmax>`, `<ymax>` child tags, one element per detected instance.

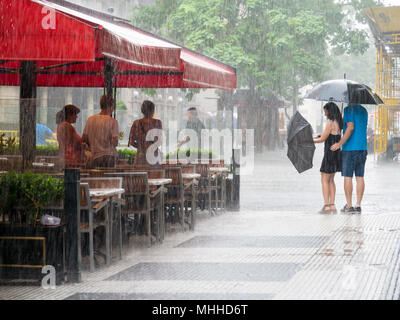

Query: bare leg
<box><xmin>329</xmin><ymin>173</ymin><xmax>336</xmax><ymax>210</ymax></box>
<box><xmin>344</xmin><ymin>177</ymin><xmax>353</xmax><ymax>208</ymax></box>
<box><xmin>321</xmin><ymin>173</ymin><xmax>331</xmax><ymax>206</ymax></box>
<box><xmin>355</xmin><ymin>177</ymin><xmax>365</xmax><ymax>206</ymax></box>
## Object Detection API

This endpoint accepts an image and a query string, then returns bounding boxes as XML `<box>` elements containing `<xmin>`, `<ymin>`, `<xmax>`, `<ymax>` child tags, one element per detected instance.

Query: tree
<box><xmin>131</xmin><ymin>0</ymin><xmax>382</xmax><ymax>149</ymax></box>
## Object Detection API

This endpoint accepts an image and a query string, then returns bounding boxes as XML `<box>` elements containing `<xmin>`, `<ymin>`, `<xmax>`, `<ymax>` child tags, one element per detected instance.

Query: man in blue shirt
<box><xmin>36</xmin><ymin>123</ymin><xmax>55</xmax><ymax>146</ymax></box>
<box><xmin>331</xmin><ymin>104</ymin><xmax>368</xmax><ymax>213</ymax></box>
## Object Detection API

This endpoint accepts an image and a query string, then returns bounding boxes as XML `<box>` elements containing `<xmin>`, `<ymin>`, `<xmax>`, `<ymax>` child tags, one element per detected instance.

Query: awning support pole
<box><xmin>104</xmin><ymin>57</ymin><xmax>114</xmax><ymax>97</ymax></box>
<box><xmin>19</xmin><ymin>61</ymin><xmax>37</xmax><ymax>169</ymax></box>
<box><xmin>232</xmin><ymin>148</ymin><xmax>240</xmax><ymax>211</ymax></box>
<box><xmin>64</xmin><ymin>169</ymin><xmax>82</xmax><ymax>283</ymax></box>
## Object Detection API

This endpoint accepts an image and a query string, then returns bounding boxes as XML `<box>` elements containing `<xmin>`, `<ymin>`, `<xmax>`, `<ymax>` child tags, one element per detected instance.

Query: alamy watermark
<box><xmin>41</xmin><ymin>7</ymin><xmax>56</xmax><ymax>30</ymax></box>
<box><xmin>143</xmin><ymin>122</ymin><xmax>255</xmax><ymax>175</ymax></box>
<box><xmin>41</xmin><ymin>265</ymin><xmax>56</xmax><ymax>289</ymax></box>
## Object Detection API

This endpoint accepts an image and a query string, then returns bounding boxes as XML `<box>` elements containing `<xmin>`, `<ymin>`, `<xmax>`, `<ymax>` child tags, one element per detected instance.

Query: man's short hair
<box><xmin>100</xmin><ymin>94</ymin><xmax>115</xmax><ymax>110</ymax></box>
<box><xmin>141</xmin><ymin>100</ymin><xmax>155</xmax><ymax>118</ymax></box>
<box><xmin>187</xmin><ymin>107</ymin><xmax>197</xmax><ymax>117</ymax></box>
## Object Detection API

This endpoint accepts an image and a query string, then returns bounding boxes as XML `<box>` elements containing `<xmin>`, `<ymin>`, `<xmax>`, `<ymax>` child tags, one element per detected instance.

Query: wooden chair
<box><xmin>1</xmin><ymin>155</ymin><xmax>22</xmax><ymax>171</ymax></box>
<box><xmin>118</xmin><ymin>172</ymin><xmax>162</xmax><ymax>247</ymax></box>
<box><xmin>79</xmin><ymin>183</ymin><xmax>109</xmax><ymax>272</ymax></box>
<box><xmin>80</xmin><ymin>177</ymin><xmax>123</xmax><ymax>264</ymax></box>
<box><xmin>0</xmin><ymin>158</ymin><xmax>11</xmax><ymax>171</ymax></box>
<box><xmin>116</xmin><ymin>164</ymin><xmax>135</xmax><ymax>170</ymax></box>
<box><xmin>209</xmin><ymin>159</ymin><xmax>225</xmax><ymax>166</ymax></box>
<box><xmin>87</xmin><ymin>169</ymin><xmax>105</xmax><ymax>177</ymax></box>
<box><xmin>209</xmin><ymin>160</ymin><xmax>227</xmax><ymax>213</ymax></box>
<box><xmin>132</xmin><ymin>166</ymin><xmax>166</xmax><ymax>240</ymax></box>
<box><xmin>181</xmin><ymin>165</ymin><xmax>197</xmax><ymax>230</ymax></box>
<box><xmin>195</xmin><ymin>163</ymin><xmax>216</xmax><ymax>215</ymax></box>
<box><xmin>163</xmin><ymin>167</ymin><xmax>186</xmax><ymax>231</ymax></box>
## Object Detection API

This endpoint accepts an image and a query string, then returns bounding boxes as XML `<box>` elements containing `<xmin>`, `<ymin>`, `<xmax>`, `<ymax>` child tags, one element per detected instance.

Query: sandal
<box><xmin>318</xmin><ymin>204</ymin><xmax>332</xmax><ymax>214</ymax></box>
<box><xmin>329</xmin><ymin>204</ymin><xmax>337</xmax><ymax>213</ymax></box>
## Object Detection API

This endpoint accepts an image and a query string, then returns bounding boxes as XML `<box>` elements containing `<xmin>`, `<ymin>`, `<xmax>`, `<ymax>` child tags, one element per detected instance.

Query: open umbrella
<box><xmin>304</xmin><ymin>79</ymin><xmax>383</xmax><ymax>105</ymax></box>
<box><xmin>287</xmin><ymin>111</ymin><xmax>316</xmax><ymax>173</ymax></box>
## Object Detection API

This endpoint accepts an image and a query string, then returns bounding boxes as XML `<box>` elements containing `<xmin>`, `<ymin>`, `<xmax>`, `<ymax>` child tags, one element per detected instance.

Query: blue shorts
<box><xmin>341</xmin><ymin>150</ymin><xmax>367</xmax><ymax>177</ymax></box>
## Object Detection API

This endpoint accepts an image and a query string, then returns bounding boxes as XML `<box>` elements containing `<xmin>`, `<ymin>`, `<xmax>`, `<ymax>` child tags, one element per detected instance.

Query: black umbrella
<box><xmin>287</xmin><ymin>111</ymin><xmax>316</xmax><ymax>173</ymax></box>
<box><xmin>304</xmin><ymin>79</ymin><xmax>383</xmax><ymax>105</ymax></box>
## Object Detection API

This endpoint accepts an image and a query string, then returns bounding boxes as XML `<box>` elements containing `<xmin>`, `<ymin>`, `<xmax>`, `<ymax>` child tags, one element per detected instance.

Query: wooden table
<box><xmin>32</xmin><ymin>162</ymin><xmax>55</xmax><ymax>167</ymax></box>
<box><xmin>104</xmin><ymin>173</ymin><xmax>173</xmax><ymax>185</ymax></box>
<box><xmin>89</xmin><ymin>188</ymin><xmax>125</xmax><ymax>266</ymax></box>
<box><xmin>89</xmin><ymin>188</ymin><xmax>125</xmax><ymax>198</ymax></box>
<box><xmin>104</xmin><ymin>172</ymin><xmax>135</xmax><ymax>177</ymax></box>
<box><xmin>209</xmin><ymin>167</ymin><xmax>229</xmax><ymax>173</ymax></box>
<box><xmin>148</xmin><ymin>178</ymin><xmax>172</xmax><ymax>186</ymax></box>
<box><xmin>182</xmin><ymin>173</ymin><xmax>201</xmax><ymax>180</ymax></box>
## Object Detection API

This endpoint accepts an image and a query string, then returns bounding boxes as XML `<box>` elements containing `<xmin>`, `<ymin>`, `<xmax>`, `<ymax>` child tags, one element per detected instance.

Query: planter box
<box><xmin>0</xmin><ymin>224</ymin><xmax>65</xmax><ymax>285</ymax></box>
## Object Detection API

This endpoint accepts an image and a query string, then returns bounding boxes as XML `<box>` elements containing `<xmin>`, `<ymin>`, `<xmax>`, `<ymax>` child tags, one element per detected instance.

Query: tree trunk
<box><xmin>292</xmin><ymin>85</ymin><xmax>298</xmax><ymax>115</ymax></box>
<box><xmin>19</xmin><ymin>61</ymin><xmax>37</xmax><ymax>169</ymax></box>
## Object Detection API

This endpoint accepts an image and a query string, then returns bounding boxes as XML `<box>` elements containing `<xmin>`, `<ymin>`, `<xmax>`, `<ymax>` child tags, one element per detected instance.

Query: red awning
<box><xmin>181</xmin><ymin>49</ymin><xmax>237</xmax><ymax>90</ymax></box>
<box><xmin>0</xmin><ymin>0</ymin><xmax>236</xmax><ymax>90</ymax></box>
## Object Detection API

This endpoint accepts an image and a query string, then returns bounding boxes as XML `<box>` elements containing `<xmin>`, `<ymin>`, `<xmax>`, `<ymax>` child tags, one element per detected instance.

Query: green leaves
<box><xmin>0</xmin><ymin>172</ymin><xmax>64</xmax><ymax>225</ymax></box>
<box><xmin>118</xmin><ymin>149</ymin><xmax>137</xmax><ymax>165</ymax></box>
<box><xmin>0</xmin><ymin>134</ymin><xmax>18</xmax><ymax>155</ymax></box>
<box><xmin>132</xmin><ymin>0</ymin><xmax>379</xmax><ymax>100</ymax></box>
<box><xmin>165</xmin><ymin>148</ymin><xmax>213</xmax><ymax>160</ymax></box>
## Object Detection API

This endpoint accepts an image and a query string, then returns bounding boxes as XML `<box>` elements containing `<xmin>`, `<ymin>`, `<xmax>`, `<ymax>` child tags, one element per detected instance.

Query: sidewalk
<box><xmin>1</xmin><ymin>148</ymin><xmax>400</xmax><ymax>300</ymax></box>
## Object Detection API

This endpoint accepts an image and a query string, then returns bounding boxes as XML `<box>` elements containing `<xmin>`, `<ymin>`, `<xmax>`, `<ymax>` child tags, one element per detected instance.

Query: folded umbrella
<box><xmin>287</xmin><ymin>111</ymin><xmax>316</xmax><ymax>173</ymax></box>
<box><xmin>304</xmin><ymin>79</ymin><xmax>383</xmax><ymax>105</ymax></box>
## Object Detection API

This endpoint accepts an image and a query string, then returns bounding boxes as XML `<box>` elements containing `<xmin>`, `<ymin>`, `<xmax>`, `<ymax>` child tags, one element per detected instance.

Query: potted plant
<box><xmin>165</xmin><ymin>148</ymin><xmax>214</xmax><ymax>162</ymax></box>
<box><xmin>0</xmin><ymin>133</ymin><xmax>17</xmax><ymax>155</ymax></box>
<box><xmin>117</xmin><ymin>148</ymin><xmax>136</xmax><ymax>165</ymax></box>
<box><xmin>0</xmin><ymin>171</ymin><xmax>65</xmax><ymax>284</ymax></box>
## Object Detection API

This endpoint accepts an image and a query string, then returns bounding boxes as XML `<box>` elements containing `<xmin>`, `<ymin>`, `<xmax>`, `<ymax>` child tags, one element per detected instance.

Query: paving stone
<box><xmin>176</xmin><ymin>235</ymin><xmax>328</xmax><ymax>248</ymax></box>
<box><xmin>106</xmin><ymin>262</ymin><xmax>302</xmax><ymax>282</ymax></box>
<box><xmin>64</xmin><ymin>292</ymin><xmax>274</xmax><ymax>300</ymax></box>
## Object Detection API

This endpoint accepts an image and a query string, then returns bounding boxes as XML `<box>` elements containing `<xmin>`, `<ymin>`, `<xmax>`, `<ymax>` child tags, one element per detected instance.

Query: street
<box><xmin>2</xmin><ymin>145</ymin><xmax>400</xmax><ymax>300</ymax></box>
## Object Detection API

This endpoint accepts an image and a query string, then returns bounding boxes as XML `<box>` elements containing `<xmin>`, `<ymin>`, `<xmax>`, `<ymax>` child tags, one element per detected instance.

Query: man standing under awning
<box><xmin>177</xmin><ymin>107</ymin><xmax>206</xmax><ymax>150</ymax></box>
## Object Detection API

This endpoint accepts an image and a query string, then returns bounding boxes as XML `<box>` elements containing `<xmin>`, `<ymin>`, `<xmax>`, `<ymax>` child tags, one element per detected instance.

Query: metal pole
<box><xmin>64</xmin><ymin>168</ymin><xmax>81</xmax><ymax>283</ymax></box>
<box><xmin>232</xmin><ymin>148</ymin><xmax>240</xmax><ymax>211</ymax></box>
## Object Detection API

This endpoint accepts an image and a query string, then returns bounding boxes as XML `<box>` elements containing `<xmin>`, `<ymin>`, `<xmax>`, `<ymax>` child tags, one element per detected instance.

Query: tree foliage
<box><xmin>132</xmin><ymin>0</ymin><xmax>382</xmax><ymax>100</ymax></box>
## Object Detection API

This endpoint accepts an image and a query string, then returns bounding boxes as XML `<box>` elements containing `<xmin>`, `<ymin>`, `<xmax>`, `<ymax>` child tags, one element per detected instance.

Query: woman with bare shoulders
<box><xmin>313</xmin><ymin>102</ymin><xmax>343</xmax><ymax>213</ymax></box>
<box><xmin>56</xmin><ymin>104</ymin><xmax>87</xmax><ymax>167</ymax></box>
<box><xmin>128</xmin><ymin>100</ymin><xmax>162</xmax><ymax>166</ymax></box>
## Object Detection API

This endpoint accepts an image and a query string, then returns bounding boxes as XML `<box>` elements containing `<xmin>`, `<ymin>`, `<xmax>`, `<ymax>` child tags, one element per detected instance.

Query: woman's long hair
<box><xmin>323</xmin><ymin>102</ymin><xmax>343</xmax><ymax>130</ymax></box>
<box><xmin>56</xmin><ymin>104</ymin><xmax>80</xmax><ymax>124</ymax></box>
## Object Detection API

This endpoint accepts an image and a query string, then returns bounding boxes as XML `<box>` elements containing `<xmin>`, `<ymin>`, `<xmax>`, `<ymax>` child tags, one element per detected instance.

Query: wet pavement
<box><xmin>1</xmin><ymin>146</ymin><xmax>400</xmax><ymax>300</ymax></box>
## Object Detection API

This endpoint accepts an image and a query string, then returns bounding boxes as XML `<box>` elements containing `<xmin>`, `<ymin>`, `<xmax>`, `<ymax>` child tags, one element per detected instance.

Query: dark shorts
<box><xmin>341</xmin><ymin>150</ymin><xmax>367</xmax><ymax>177</ymax></box>
<box><xmin>92</xmin><ymin>155</ymin><xmax>117</xmax><ymax>168</ymax></box>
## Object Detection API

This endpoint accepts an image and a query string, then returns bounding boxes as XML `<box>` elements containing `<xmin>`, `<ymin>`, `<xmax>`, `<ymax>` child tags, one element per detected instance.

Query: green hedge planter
<box><xmin>0</xmin><ymin>224</ymin><xmax>65</xmax><ymax>285</ymax></box>
<box><xmin>165</xmin><ymin>148</ymin><xmax>214</xmax><ymax>161</ymax></box>
<box><xmin>0</xmin><ymin>172</ymin><xmax>65</xmax><ymax>285</ymax></box>
<box><xmin>117</xmin><ymin>149</ymin><xmax>136</xmax><ymax>165</ymax></box>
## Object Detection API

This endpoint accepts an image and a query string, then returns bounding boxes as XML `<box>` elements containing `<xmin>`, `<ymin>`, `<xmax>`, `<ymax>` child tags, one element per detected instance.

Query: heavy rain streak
<box><xmin>0</xmin><ymin>0</ymin><xmax>400</xmax><ymax>303</ymax></box>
